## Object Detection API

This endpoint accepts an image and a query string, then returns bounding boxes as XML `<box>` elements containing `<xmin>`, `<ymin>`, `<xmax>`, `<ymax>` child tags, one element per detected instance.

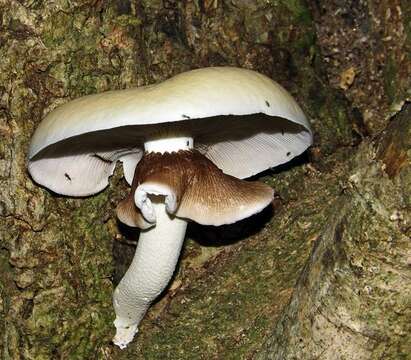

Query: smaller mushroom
<box><xmin>113</xmin><ymin>148</ymin><xmax>275</xmax><ymax>347</ymax></box>
<box><xmin>28</xmin><ymin>67</ymin><xmax>312</xmax><ymax>349</ymax></box>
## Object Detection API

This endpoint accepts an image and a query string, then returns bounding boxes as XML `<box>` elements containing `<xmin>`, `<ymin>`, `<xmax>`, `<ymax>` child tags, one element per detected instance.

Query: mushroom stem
<box><xmin>113</xmin><ymin>199</ymin><xmax>187</xmax><ymax>349</ymax></box>
<box><xmin>113</xmin><ymin>135</ymin><xmax>193</xmax><ymax>349</ymax></box>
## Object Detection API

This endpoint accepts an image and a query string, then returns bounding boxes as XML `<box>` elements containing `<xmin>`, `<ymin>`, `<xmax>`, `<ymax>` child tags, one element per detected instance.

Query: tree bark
<box><xmin>257</xmin><ymin>105</ymin><xmax>411</xmax><ymax>360</ymax></box>
<box><xmin>0</xmin><ymin>0</ymin><xmax>409</xmax><ymax>359</ymax></box>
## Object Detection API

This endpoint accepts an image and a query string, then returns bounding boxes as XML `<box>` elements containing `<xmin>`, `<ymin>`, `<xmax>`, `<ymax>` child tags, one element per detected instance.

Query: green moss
<box><xmin>42</xmin><ymin>12</ymin><xmax>73</xmax><ymax>48</ymax></box>
<box><xmin>17</xmin><ymin>190</ymin><xmax>115</xmax><ymax>359</ymax></box>
<box><xmin>267</xmin><ymin>0</ymin><xmax>312</xmax><ymax>25</ymax></box>
<box><xmin>282</xmin><ymin>0</ymin><xmax>312</xmax><ymax>24</ymax></box>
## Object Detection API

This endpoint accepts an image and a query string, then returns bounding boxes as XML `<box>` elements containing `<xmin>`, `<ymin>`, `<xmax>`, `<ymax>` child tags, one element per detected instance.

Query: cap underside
<box><xmin>28</xmin><ymin>114</ymin><xmax>310</xmax><ymax>196</ymax></box>
<box><xmin>116</xmin><ymin>150</ymin><xmax>274</xmax><ymax>228</ymax></box>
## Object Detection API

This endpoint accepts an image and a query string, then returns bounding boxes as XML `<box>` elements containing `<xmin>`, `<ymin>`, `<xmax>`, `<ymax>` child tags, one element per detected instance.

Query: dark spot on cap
<box><xmin>65</xmin><ymin>173</ymin><xmax>72</xmax><ymax>181</ymax></box>
<box><xmin>265</xmin><ymin>100</ymin><xmax>270</xmax><ymax>107</ymax></box>
<box><xmin>182</xmin><ymin>114</ymin><xmax>191</xmax><ymax>119</ymax></box>
<box><xmin>286</xmin><ymin>152</ymin><xmax>291</xmax><ymax>156</ymax></box>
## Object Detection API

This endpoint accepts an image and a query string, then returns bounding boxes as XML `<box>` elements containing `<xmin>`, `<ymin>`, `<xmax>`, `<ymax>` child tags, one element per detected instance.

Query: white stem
<box><xmin>112</xmin><ymin>135</ymin><xmax>193</xmax><ymax>349</ymax></box>
<box><xmin>144</xmin><ymin>136</ymin><xmax>193</xmax><ymax>153</ymax></box>
<box><xmin>113</xmin><ymin>201</ymin><xmax>187</xmax><ymax>349</ymax></box>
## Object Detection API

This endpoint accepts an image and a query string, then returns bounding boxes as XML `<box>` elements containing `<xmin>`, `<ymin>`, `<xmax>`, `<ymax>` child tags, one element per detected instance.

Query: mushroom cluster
<box><xmin>28</xmin><ymin>67</ymin><xmax>312</xmax><ymax>349</ymax></box>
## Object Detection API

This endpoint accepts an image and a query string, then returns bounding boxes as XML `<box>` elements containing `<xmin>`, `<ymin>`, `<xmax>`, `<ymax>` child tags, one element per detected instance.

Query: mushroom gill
<box><xmin>116</xmin><ymin>150</ymin><xmax>274</xmax><ymax>228</ymax></box>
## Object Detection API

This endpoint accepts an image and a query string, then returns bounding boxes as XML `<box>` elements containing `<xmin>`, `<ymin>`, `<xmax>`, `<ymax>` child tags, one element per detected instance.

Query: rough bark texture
<box><xmin>257</xmin><ymin>106</ymin><xmax>411</xmax><ymax>360</ymax></box>
<box><xmin>311</xmin><ymin>0</ymin><xmax>411</xmax><ymax>134</ymax></box>
<box><xmin>0</xmin><ymin>0</ymin><xmax>409</xmax><ymax>359</ymax></box>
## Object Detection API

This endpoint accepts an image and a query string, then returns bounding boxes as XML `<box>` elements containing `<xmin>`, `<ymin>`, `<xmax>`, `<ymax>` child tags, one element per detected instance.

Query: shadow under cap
<box><xmin>29</xmin><ymin>114</ymin><xmax>305</xmax><ymax>160</ymax></box>
<box><xmin>28</xmin><ymin>114</ymin><xmax>310</xmax><ymax>197</ymax></box>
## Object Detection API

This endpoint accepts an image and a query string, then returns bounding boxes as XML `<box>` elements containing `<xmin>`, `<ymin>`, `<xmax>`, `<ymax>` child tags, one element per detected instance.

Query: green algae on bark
<box><xmin>1</xmin><ymin>192</ymin><xmax>116</xmax><ymax>359</ymax></box>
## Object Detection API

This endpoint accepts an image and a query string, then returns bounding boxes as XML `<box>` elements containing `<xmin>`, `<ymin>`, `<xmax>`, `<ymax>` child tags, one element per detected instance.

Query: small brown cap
<box><xmin>116</xmin><ymin>194</ymin><xmax>153</xmax><ymax>229</ymax></box>
<box><xmin>116</xmin><ymin>150</ymin><xmax>273</xmax><ymax>228</ymax></box>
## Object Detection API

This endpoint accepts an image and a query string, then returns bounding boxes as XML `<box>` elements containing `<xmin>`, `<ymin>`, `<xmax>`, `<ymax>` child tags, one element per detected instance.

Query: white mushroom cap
<box><xmin>28</xmin><ymin>67</ymin><xmax>312</xmax><ymax>196</ymax></box>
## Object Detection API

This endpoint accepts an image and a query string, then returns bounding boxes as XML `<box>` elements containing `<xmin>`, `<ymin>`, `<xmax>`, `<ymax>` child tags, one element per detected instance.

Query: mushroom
<box><xmin>28</xmin><ymin>67</ymin><xmax>312</xmax><ymax>349</ymax></box>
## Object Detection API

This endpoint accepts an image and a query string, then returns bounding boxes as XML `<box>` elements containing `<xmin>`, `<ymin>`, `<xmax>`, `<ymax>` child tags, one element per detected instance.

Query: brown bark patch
<box><xmin>379</xmin><ymin>142</ymin><xmax>409</xmax><ymax>178</ymax></box>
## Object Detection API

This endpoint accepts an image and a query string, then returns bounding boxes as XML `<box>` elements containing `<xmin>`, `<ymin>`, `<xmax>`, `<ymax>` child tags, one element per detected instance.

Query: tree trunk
<box><xmin>257</xmin><ymin>105</ymin><xmax>411</xmax><ymax>360</ymax></box>
<box><xmin>0</xmin><ymin>0</ymin><xmax>409</xmax><ymax>359</ymax></box>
